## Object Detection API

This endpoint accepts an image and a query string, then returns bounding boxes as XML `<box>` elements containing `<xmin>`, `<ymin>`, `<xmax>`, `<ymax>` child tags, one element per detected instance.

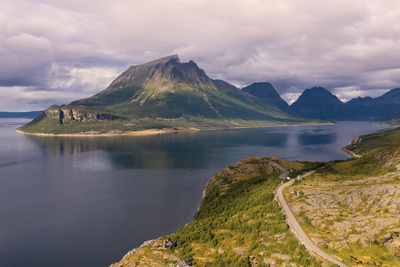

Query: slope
<box><xmin>242</xmin><ymin>82</ymin><xmax>294</xmax><ymax>114</ymax></box>
<box><xmin>19</xmin><ymin>55</ymin><xmax>309</xmax><ymax>134</ymax></box>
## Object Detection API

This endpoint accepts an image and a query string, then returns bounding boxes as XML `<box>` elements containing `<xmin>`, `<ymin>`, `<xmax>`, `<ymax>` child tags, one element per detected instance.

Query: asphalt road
<box><xmin>276</xmin><ymin>171</ymin><xmax>348</xmax><ymax>267</ymax></box>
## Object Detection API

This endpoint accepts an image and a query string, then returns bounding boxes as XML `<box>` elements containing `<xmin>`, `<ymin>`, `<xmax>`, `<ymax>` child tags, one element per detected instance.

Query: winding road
<box><xmin>276</xmin><ymin>171</ymin><xmax>348</xmax><ymax>267</ymax></box>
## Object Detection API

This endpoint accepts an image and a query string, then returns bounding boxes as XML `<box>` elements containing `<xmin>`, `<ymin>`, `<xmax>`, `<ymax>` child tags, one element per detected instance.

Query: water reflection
<box><xmin>1</xmin><ymin>120</ymin><xmax>393</xmax><ymax>267</ymax></box>
<box><xmin>26</xmin><ymin>129</ymin><xmax>290</xmax><ymax>169</ymax></box>
<box><xmin>297</xmin><ymin>132</ymin><xmax>336</xmax><ymax>145</ymax></box>
<box><xmin>24</xmin><ymin>122</ymin><xmax>393</xmax><ymax>170</ymax></box>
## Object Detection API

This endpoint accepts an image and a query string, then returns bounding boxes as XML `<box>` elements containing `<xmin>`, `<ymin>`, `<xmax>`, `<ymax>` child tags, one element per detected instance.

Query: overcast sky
<box><xmin>1</xmin><ymin>0</ymin><xmax>400</xmax><ymax>111</ymax></box>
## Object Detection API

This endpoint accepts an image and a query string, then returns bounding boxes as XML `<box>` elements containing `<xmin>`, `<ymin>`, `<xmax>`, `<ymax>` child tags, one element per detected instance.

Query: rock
<box><xmin>273</xmin><ymin>233</ymin><xmax>286</xmax><ymax>241</ymax></box>
<box><xmin>218</xmin><ymin>247</ymin><xmax>225</xmax><ymax>254</ymax></box>
<box><xmin>233</xmin><ymin>247</ymin><xmax>246</xmax><ymax>255</ymax></box>
<box><xmin>177</xmin><ymin>260</ymin><xmax>192</xmax><ymax>267</ymax></box>
<box><xmin>383</xmin><ymin>233</ymin><xmax>393</xmax><ymax>243</ymax></box>
<box><xmin>263</xmin><ymin>258</ymin><xmax>276</xmax><ymax>266</ymax></box>
<box><xmin>385</xmin><ymin>238</ymin><xmax>400</xmax><ymax>251</ymax></box>
<box><xmin>271</xmin><ymin>253</ymin><xmax>291</xmax><ymax>260</ymax></box>
<box><xmin>311</xmin><ymin>237</ymin><xmax>326</xmax><ymax>247</ymax></box>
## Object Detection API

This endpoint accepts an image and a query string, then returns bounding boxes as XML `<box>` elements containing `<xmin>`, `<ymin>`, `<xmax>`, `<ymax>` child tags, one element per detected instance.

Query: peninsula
<box><xmin>110</xmin><ymin>125</ymin><xmax>400</xmax><ymax>266</ymax></box>
<box><xmin>17</xmin><ymin>55</ymin><xmax>311</xmax><ymax>135</ymax></box>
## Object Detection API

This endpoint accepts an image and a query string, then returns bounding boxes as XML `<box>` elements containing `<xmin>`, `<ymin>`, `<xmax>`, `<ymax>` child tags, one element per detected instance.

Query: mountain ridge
<box><xmin>291</xmin><ymin>86</ymin><xmax>400</xmax><ymax>121</ymax></box>
<box><xmin>18</xmin><ymin>55</ymin><xmax>309</xmax><ymax>135</ymax></box>
<box><xmin>17</xmin><ymin>55</ymin><xmax>400</xmax><ymax>134</ymax></box>
<box><xmin>242</xmin><ymin>82</ymin><xmax>294</xmax><ymax>114</ymax></box>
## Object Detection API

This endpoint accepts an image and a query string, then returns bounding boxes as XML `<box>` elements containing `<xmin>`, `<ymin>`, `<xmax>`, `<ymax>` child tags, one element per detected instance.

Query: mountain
<box><xmin>290</xmin><ymin>86</ymin><xmax>400</xmax><ymax>121</ymax></box>
<box><xmin>374</xmin><ymin>88</ymin><xmax>400</xmax><ymax>103</ymax></box>
<box><xmin>342</xmin><ymin>88</ymin><xmax>400</xmax><ymax>121</ymax></box>
<box><xmin>345</xmin><ymin>96</ymin><xmax>374</xmax><ymax>105</ymax></box>
<box><xmin>242</xmin><ymin>82</ymin><xmax>294</xmax><ymax>114</ymax></box>
<box><xmin>19</xmin><ymin>55</ymin><xmax>308</xmax><ymax>135</ymax></box>
<box><xmin>290</xmin><ymin>87</ymin><xmax>343</xmax><ymax>119</ymax></box>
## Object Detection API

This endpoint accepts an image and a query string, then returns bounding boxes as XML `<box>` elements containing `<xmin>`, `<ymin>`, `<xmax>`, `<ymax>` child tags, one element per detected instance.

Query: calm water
<box><xmin>0</xmin><ymin>119</ymin><xmax>391</xmax><ymax>266</ymax></box>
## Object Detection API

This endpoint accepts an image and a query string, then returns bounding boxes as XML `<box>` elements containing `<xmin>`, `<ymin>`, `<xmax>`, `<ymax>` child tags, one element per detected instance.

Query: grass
<box><xmin>286</xmin><ymin>125</ymin><xmax>400</xmax><ymax>266</ymax></box>
<box><xmin>113</xmin><ymin>157</ymin><xmax>324</xmax><ymax>266</ymax></box>
<box><xmin>18</xmin><ymin>78</ymin><xmax>322</xmax><ymax>135</ymax></box>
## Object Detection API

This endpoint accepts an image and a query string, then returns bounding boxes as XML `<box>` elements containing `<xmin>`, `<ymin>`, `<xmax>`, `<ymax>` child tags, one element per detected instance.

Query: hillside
<box><xmin>110</xmin><ymin>157</ymin><xmax>325</xmax><ymax>266</ymax></box>
<box><xmin>109</xmin><ymin>124</ymin><xmax>400</xmax><ymax>266</ymax></box>
<box><xmin>285</xmin><ymin>126</ymin><xmax>400</xmax><ymax>266</ymax></box>
<box><xmin>18</xmin><ymin>56</ymin><xmax>309</xmax><ymax>135</ymax></box>
<box><xmin>242</xmin><ymin>82</ymin><xmax>294</xmax><ymax>114</ymax></box>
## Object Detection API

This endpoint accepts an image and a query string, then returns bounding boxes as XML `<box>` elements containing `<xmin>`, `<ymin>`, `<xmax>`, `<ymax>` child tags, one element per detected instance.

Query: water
<box><xmin>0</xmin><ymin>119</ymin><xmax>391</xmax><ymax>266</ymax></box>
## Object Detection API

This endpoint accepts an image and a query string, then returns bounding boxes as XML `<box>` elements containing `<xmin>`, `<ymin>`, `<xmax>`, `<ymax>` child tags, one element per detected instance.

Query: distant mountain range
<box><xmin>290</xmin><ymin>86</ymin><xmax>400</xmax><ymax>121</ymax></box>
<box><xmin>18</xmin><ymin>56</ymin><xmax>309</xmax><ymax>134</ymax></box>
<box><xmin>17</xmin><ymin>55</ymin><xmax>400</xmax><ymax>135</ymax></box>
<box><xmin>0</xmin><ymin>111</ymin><xmax>43</xmax><ymax>118</ymax></box>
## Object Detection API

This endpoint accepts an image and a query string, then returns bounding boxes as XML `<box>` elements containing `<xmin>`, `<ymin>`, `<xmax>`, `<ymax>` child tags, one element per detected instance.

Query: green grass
<box><xmin>163</xmin><ymin>157</ymin><xmax>323</xmax><ymax>266</ymax></box>
<box><xmin>18</xmin><ymin>79</ymin><xmax>321</xmax><ymax>134</ymax></box>
<box><xmin>288</xmin><ymin>125</ymin><xmax>400</xmax><ymax>266</ymax></box>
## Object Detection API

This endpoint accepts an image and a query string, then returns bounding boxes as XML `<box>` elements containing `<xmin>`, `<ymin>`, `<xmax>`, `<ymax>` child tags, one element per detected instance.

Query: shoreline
<box><xmin>341</xmin><ymin>136</ymin><xmax>362</xmax><ymax>158</ymax></box>
<box><xmin>341</xmin><ymin>147</ymin><xmax>362</xmax><ymax>158</ymax></box>
<box><xmin>14</xmin><ymin>128</ymin><xmax>199</xmax><ymax>137</ymax></box>
<box><xmin>14</xmin><ymin>121</ymin><xmax>332</xmax><ymax>137</ymax></box>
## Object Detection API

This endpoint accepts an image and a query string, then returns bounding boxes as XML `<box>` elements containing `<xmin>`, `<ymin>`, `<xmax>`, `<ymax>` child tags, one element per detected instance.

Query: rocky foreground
<box><xmin>287</xmin><ymin>171</ymin><xmax>400</xmax><ymax>266</ymax></box>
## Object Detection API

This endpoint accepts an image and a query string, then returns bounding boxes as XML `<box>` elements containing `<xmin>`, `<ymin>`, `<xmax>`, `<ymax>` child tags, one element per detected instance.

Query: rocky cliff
<box><xmin>44</xmin><ymin>107</ymin><xmax>123</xmax><ymax>124</ymax></box>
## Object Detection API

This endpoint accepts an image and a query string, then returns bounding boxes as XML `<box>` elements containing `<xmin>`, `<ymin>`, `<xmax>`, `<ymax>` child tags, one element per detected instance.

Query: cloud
<box><xmin>0</xmin><ymin>33</ymin><xmax>52</xmax><ymax>86</ymax></box>
<box><xmin>1</xmin><ymin>0</ymin><xmax>400</xmax><ymax>110</ymax></box>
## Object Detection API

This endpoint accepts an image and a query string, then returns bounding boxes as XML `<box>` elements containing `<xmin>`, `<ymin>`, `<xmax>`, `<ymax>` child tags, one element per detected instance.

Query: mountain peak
<box><xmin>136</xmin><ymin>54</ymin><xmax>180</xmax><ymax>68</ymax></box>
<box><xmin>242</xmin><ymin>82</ymin><xmax>292</xmax><ymax>113</ymax></box>
<box><xmin>21</xmin><ymin>56</ymin><xmax>305</xmax><ymax>134</ymax></box>
<box><xmin>293</xmin><ymin>87</ymin><xmax>343</xmax><ymax>105</ymax></box>
<box><xmin>290</xmin><ymin>86</ymin><xmax>343</xmax><ymax>119</ymax></box>
<box><xmin>100</xmin><ymin>55</ymin><xmax>212</xmax><ymax>91</ymax></box>
<box><xmin>242</xmin><ymin>82</ymin><xmax>277</xmax><ymax>98</ymax></box>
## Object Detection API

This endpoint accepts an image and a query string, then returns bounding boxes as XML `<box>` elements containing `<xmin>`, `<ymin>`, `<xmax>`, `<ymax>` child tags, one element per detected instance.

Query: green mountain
<box><xmin>19</xmin><ymin>55</ymin><xmax>308</xmax><ymax>135</ymax></box>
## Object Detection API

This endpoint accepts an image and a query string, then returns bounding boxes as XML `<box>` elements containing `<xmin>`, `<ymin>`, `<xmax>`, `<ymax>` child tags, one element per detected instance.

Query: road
<box><xmin>276</xmin><ymin>171</ymin><xmax>348</xmax><ymax>267</ymax></box>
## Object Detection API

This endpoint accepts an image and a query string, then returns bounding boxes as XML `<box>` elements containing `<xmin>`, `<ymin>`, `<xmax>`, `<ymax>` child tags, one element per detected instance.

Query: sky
<box><xmin>1</xmin><ymin>0</ymin><xmax>400</xmax><ymax>111</ymax></box>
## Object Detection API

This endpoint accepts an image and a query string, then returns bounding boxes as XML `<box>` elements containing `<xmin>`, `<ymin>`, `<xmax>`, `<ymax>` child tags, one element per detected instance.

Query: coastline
<box><xmin>341</xmin><ymin>136</ymin><xmax>362</xmax><ymax>158</ymax></box>
<box><xmin>14</xmin><ymin>128</ymin><xmax>200</xmax><ymax>137</ymax></box>
<box><xmin>14</xmin><ymin>121</ymin><xmax>332</xmax><ymax>137</ymax></box>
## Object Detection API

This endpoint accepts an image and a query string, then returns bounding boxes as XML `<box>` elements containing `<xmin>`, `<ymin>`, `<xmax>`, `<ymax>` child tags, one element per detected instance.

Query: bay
<box><xmin>0</xmin><ymin>119</ymin><xmax>391</xmax><ymax>266</ymax></box>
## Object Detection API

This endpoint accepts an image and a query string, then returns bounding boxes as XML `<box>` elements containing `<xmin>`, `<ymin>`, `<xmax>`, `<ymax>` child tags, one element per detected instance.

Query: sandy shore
<box><xmin>14</xmin><ymin>121</ymin><xmax>331</xmax><ymax>137</ymax></box>
<box><xmin>14</xmin><ymin>128</ymin><xmax>200</xmax><ymax>137</ymax></box>
<box><xmin>341</xmin><ymin>137</ymin><xmax>362</xmax><ymax>158</ymax></box>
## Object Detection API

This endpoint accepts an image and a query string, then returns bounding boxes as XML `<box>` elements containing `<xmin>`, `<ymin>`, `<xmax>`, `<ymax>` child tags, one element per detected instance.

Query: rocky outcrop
<box><xmin>109</xmin><ymin>239</ymin><xmax>185</xmax><ymax>267</ymax></box>
<box><xmin>45</xmin><ymin>107</ymin><xmax>123</xmax><ymax>124</ymax></box>
<box><xmin>288</xmin><ymin>173</ymin><xmax>400</xmax><ymax>255</ymax></box>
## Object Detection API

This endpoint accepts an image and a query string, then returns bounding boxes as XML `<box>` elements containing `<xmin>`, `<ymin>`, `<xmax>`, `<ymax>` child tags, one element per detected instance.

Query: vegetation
<box><xmin>112</xmin><ymin>157</ymin><xmax>324</xmax><ymax>266</ymax></box>
<box><xmin>18</xmin><ymin>55</ymin><xmax>316</xmax><ymax>135</ymax></box>
<box><xmin>286</xmin><ymin>125</ymin><xmax>400</xmax><ymax>266</ymax></box>
<box><xmin>345</xmin><ymin>126</ymin><xmax>400</xmax><ymax>157</ymax></box>
<box><xmin>112</xmin><ymin>125</ymin><xmax>400</xmax><ymax>266</ymax></box>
